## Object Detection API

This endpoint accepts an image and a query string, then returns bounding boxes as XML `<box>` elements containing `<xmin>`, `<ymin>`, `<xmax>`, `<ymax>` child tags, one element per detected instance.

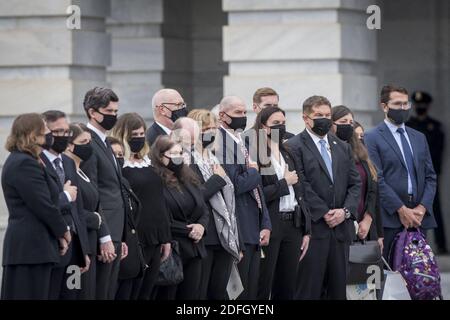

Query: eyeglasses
<box><xmin>161</xmin><ymin>102</ymin><xmax>186</xmax><ymax>111</ymax></box>
<box><xmin>51</xmin><ymin>129</ymin><xmax>73</xmax><ymax>137</ymax></box>
<box><xmin>260</xmin><ymin>104</ymin><xmax>278</xmax><ymax>109</ymax></box>
<box><xmin>388</xmin><ymin>101</ymin><xmax>411</xmax><ymax>109</ymax></box>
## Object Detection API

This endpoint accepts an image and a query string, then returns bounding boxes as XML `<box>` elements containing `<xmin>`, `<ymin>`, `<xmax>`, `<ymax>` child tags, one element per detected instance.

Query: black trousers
<box><xmin>295</xmin><ymin>231</ymin><xmax>349</xmax><ymax>300</ymax></box>
<box><xmin>1</xmin><ymin>263</ymin><xmax>54</xmax><ymax>300</ymax></box>
<box><xmin>157</xmin><ymin>256</ymin><xmax>203</xmax><ymax>300</ymax></box>
<box><xmin>258</xmin><ymin>219</ymin><xmax>302</xmax><ymax>300</ymax></box>
<box><xmin>115</xmin><ymin>276</ymin><xmax>143</xmax><ymax>300</ymax></box>
<box><xmin>199</xmin><ymin>245</ymin><xmax>234</xmax><ymax>300</ymax></box>
<box><xmin>138</xmin><ymin>244</ymin><xmax>161</xmax><ymax>300</ymax></box>
<box><xmin>78</xmin><ymin>253</ymin><xmax>96</xmax><ymax>300</ymax></box>
<box><xmin>237</xmin><ymin>244</ymin><xmax>260</xmax><ymax>300</ymax></box>
<box><xmin>96</xmin><ymin>241</ymin><xmax>122</xmax><ymax>300</ymax></box>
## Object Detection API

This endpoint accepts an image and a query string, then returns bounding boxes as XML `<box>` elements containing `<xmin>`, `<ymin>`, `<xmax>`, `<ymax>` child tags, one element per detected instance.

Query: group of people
<box><xmin>0</xmin><ymin>84</ymin><xmax>440</xmax><ymax>300</ymax></box>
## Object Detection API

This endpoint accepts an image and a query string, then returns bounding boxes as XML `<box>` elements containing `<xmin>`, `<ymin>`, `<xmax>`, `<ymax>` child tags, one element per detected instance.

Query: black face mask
<box><xmin>268</xmin><ymin>124</ymin><xmax>286</xmax><ymax>142</ymax></box>
<box><xmin>224</xmin><ymin>113</ymin><xmax>247</xmax><ymax>131</ymax></box>
<box><xmin>309</xmin><ymin>117</ymin><xmax>332</xmax><ymax>136</ymax></box>
<box><xmin>128</xmin><ymin>137</ymin><xmax>146</xmax><ymax>153</ymax></box>
<box><xmin>165</xmin><ymin>156</ymin><xmax>184</xmax><ymax>175</ymax></box>
<box><xmin>335</xmin><ymin>124</ymin><xmax>354</xmax><ymax>142</ymax></box>
<box><xmin>51</xmin><ymin>135</ymin><xmax>69</xmax><ymax>154</ymax></box>
<box><xmin>201</xmin><ymin>131</ymin><xmax>216</xmax><ymax>149</ymax></box>
<box><xmin>415</xmin><ymin>106</ymin><xmax>428</xmax><ymax>116</ymax></box>
<box><xmin>116</xmin><ymin>157</ymin><xmax>125</xmax><ymax>168</ymax></box>
<box><xmin>72</xmin><ymin>143</ymin><xmax>93</xmax><ymax>162</ymax></box>
<box><xmin>387</xmin><ymin>108</ymin><xmax>410</xmax><ymax>125</ymax></box>
<box><xmin>96</xmin><ymin>111</ymin><xmax>117</xmax><ymax>131</ymax></box>
<box><xmin>40</xmin><ymin>132</ymin><xmax>54</xmax><ymax>150</ymax></box>
<box><xmin>165</xmin><ymin>107</ymin><xmax>188</xmax><ymax>123</ymax></box>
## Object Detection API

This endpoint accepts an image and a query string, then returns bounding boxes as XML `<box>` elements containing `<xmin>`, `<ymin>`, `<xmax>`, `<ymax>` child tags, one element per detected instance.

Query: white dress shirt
<box><xmin>156</xmin><ymin>121</ymin><xmax>172</xmax><ymax>135</ymax></box>
<box><xmin>384</xmin><ymin>119</ymin><xmax>414</xmax><ymax>194</ymax></box>
<box><xmin>271</xmin><ymin>154</ymin><xmax>298</xmax><ymax>212</ymax></box>
<box><xmin>306</xmin><ymin>128</ymin><xmax>332</xmax><ymax>160</ymax></box>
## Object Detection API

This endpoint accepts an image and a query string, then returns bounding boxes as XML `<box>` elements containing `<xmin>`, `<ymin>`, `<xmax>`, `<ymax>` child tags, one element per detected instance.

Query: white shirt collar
<box><xmin>306</xmin><ymin>127</ymin><xmax>329</xmax><ymax>147</ymax></box>
<box><xmin>220</xmin><ymin>125</ymin><xmax>241</xmax><ymax>144</ymax></box>
<box><xmin>87</xmin><ymin>122</ymin><xmax>107</xmax><ymax>144</ymax></box>
<box><xmin>155</xmin><ymin>121</ymin><xmax>172</xmax><ymax>135</ymax></box>
<box><xmin>123</xmin><ymin>155</ymin><xmax>152</xmax><ymax>169</ymax></box>
<box><xmin>384</xmin><ymin>118</ymin><xmax>406</xmax><ymax>134</ymax></box>
<box><xmin>42</xmin><ymin>149</ymin><xmax>62</xmax><ymax>166</ymax></box>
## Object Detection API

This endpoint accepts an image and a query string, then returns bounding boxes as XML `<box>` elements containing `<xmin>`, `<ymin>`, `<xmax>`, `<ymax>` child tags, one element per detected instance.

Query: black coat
<box><xmin>146</xmin><ymin>122</ymin><xmax>168</xmax><ymax>147</ymax></box>
<box><xmin>260</xmin><ymin>147</ymin><xmax>311</xmax><ymax>238</ymax></box>
<box><xmin>163</xmin><ymin>182</ymin><xmax>209</xmax><ymax>260</ymax></box>
<box><xmin>286</xmin><ymin>130</ymin><xmax>361</xmax><ymax>243</ymax></box>
<box><xmin>40</xmin><ymin>153</ymin><xmax>90</xmax><ymax>266</ymax></box>
<box><xmin>81</xmin><ymin>129</ymin><xmax>126</xmax><ymax>242</ymax></box>
<box><xmin>1</xmin><ymin>152</ymin><xmax>68</xmax><ymax>265</ymax></box>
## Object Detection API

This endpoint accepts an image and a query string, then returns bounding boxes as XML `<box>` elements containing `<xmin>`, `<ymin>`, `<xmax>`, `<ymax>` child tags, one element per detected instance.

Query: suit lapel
<box><xmin>328</xmin><ymin>134</ymin><xmax>339</xmax><ymax>182</ymax></box>
<box><xmin>91</xmin><ymin>130</ymin><xmax>120</xmax><ymax>175</ymax></box>
<box><xmin>301</xmin><ymin>131</ymin><xmax>333</xmax><ymax>183</ymax></box>
<box><xmin>405</xmin><ymin>127</ymin><xmax>420</xmax><ymax>176</ymax></box>
<box><xmin>378</xmin><ymin>123</ymin><xmax>407</xmax><ymax>170</ymax></box>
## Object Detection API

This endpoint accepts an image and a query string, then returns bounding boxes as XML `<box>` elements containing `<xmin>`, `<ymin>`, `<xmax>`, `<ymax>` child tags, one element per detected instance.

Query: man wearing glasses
<box><xmin>40</xmin><ymin>110</ymin><xmax>90</xmax><ymax>299</ymax></box>
<box><xmin>146</xmin><ymin>88</ymin><xmax>188</xmax><ymax>146</ymax></box>
<box><xmin>365</xmin><ymin>85</ymin><xmax>437</xmax><ymax>262</ymax></box>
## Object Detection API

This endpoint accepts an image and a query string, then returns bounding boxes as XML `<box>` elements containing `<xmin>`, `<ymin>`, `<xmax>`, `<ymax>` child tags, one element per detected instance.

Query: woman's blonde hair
<box><xmin>110</xmin><ymin>112</ymin><xmax>150</xmax><ymax>160</ymax></box>
<box><xmin>187</xmin><ymin>109</ymin><xmax>218</xmax><ymax>129</ymax></box>
<box><xmin>6</xmin><ymin>113</ymin><xmax>45</xmax><ymax>159</ymax></box>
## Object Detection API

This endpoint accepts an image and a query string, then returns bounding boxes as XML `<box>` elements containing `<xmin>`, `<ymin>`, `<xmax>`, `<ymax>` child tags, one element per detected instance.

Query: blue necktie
<box><xmin>319</xmin><ymin>139</ymin><xmax>333</xmax><ymax>182</ymax></box>
<box><xmin>397</xmin><ymin>128</ymin><xmax>417</xmax><ymax>198</ymax></box>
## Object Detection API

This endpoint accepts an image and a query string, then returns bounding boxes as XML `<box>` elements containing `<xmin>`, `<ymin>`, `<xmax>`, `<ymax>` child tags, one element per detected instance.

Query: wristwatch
<box><xmin>343</xmin><ymin>207</ymin><xmax>351</xmax><ymax>219</ymax></box>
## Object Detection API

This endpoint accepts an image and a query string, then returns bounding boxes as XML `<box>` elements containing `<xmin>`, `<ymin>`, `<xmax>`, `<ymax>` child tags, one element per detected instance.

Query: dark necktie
<box><xmin>105</xmin><ymin>139</ymin><xmax>118</xmax><ymax>170</ymax></box>
<box><xmin>397</xmin><ymin>128</ymin><xmax>418</xmax><ymax>198</ymax></box>
<box><xmin>53</xmin><ymin>158</ymin><xmax>65</xmax><ymax>186</ymax></box>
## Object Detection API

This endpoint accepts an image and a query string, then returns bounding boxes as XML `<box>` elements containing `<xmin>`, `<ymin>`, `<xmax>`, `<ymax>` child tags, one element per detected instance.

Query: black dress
<box><xmin>121</xmin><ymin>157</ymin><xmax>171</xmax><ymax>300</ymax></box>
<box><xmin>76</xmin><ymin>168</ymin><xmax>101</xmax><ymax>300</ymax></box>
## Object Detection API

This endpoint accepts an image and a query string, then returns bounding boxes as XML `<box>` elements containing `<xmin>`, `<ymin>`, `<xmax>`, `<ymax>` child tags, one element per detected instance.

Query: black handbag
<box><xmin>347</xmin><ymin>239</ymin><xmax>383</xmax><ymax>285</ymax></box>
<box><xmin>156</xmin><ymin>240</ymin><xmax>184</xmax><ymax>286</ymax></box>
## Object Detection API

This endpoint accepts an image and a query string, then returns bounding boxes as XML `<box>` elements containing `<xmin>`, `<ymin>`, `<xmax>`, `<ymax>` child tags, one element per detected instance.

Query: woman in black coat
<box><xmin>251</xmin><ymin>107</ymin><xmax>311</xmax><ymax>300</ymax></box>
<box><xmin>150</xmin><ymin>135</ymin><xmax>209</xmax><ymax>300</ymax></box>
<box><xmin>331</xmin><ymin>106</ymin><xmax>384</xmax><ymax>248</ymax></box>
<box><xmin>111</xmin><ymin>113</ymin><xmax>172</xmax><ymax>300</ymax></box>
<box><xmin>1</xmin><ymin>113</ymin><xmax>71</xmax><ymax>299</ymax></box>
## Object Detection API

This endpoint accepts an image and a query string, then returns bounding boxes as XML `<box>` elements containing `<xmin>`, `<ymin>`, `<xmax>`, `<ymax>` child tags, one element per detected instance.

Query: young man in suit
<box><xmin>80</xmin><ymin>87</ymin><xmax>127</xmax><ymax>300</ymax></box>
<box><xmin>215</xmin><ymin>95</ymin><xmax>272</xmax><ymax>300</ymax></box>
<box><xmin>365</xmin><ymin>85</ymin><xmax>437</xmax><ymax>261</ymax></box>
<box><xmin>146</xmin><ymin>88</ymin><xmax>188</xmax><ymax>146</ymax></box>
<box><xmin>286</xmin><ymin>96</ymin><xmax>361</xmax><ymax>300</ymax></box>
<box><xmin>40</xmin><ymin>110</ymin><xmax>90</xmax><ymax>299</ymax></box>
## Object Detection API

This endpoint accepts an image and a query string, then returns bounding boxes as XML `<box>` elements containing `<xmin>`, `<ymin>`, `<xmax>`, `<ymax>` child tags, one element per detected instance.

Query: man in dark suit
<box><xmin>146</xmin><ymin>88</ymin><xmax>188</xmax><ymax>145</ymax></box>
<box><xmin>41</xmin><ymin>110</ymin><xmax>90</xmax><ymax>299</ymax></box>
<box><xmin>365</xmin><ymin>85</ymin><xmax>437</xmax><ymax>261</ymax></box>
<box><xmin>80</xmin><ymin>87</ymin><xmax>126</xmax><ymax>299</ymax></box>
<box><xmin>215</xmin><ymin>95</ymin><xmax>272</xmax><ymax>300</ymax></box>
<box><xmin>286</xmin><ymin>95</ymin><xmax>361</xmax><ymax>300</ymax></box>
<box><xmin>252</xmin><ymin>87</ymin><xmax>294</xmax><ymax>139</ymax></box>
<box><xmin>406</xmin><ymin>91</ymin><xmax>446</xmax><ymax>253</ymax></box>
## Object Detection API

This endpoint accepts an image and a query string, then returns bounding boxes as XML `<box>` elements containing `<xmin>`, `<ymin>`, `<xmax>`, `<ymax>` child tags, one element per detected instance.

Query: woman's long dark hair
<box><xmin>332</xmin><ymin>105</ymin><xmax>377</xmax><ymax>181</ymax></box>
<box><xmin>251</xmin><ymin>106</ymin><xmax>286</xmax><ymax>169</ymax></box>
<box><xmin>150</xmin><ymin>135</ymin><xmax>200</xmax><ymax>189</ymax></box>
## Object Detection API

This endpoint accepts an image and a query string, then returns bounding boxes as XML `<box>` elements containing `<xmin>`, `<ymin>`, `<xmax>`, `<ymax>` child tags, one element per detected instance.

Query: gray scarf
<box><xmin>193</xmin><ymin>150</ymin><xmax>240</xmax><ymax>261</ymax></box>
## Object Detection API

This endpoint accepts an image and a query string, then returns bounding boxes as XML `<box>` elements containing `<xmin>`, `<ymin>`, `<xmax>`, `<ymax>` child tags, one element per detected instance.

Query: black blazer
<box><xmin>1</xmin><ymin>151</ymin><xmax>68</xmax><ymax>265</ymax></box>
<box><xmin>81</xmin><ymin>129</ymin><xmax>126</xmax><ymax>242</ymax></box>
<box><xmin>260</xmin><ymin>147</ymin><xmax>311</xmax><ymax>238</ymax></box>
<box><xmin>286</xmin><ymin>130</ymin><xmax>361</xmax><ymax>243</ymax></box>
<box><xmin>146</xmin><ymin>122</ymin><xmax>168</xmax><ymax>146</ymax></box>
<box><xmin>163</xmin><ymin>182</ymin><xmax>209</xmax><ymax>260</ymax></box>
<box><xmin>359</xmin><ymin>160</ymin><xmax>384</xmax><ymax>240</ymax></box>
<box><xmin>40</xmin><ymin>153</ymin><xmax>90</xmax><ymax>266</ymax></box>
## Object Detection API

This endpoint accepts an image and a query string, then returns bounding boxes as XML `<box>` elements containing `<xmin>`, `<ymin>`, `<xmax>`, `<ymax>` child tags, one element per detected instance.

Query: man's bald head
<box><xmin>152</xmin><ymin>88</ymin><xmax>184</xmax><ymax>109</ymax></box>
<box><xmin>218</xmin><ymin>96</ymin><xmax>247</xmax><ymax>130</ymax></box>
<box><xmin>171</xmin><ymin>117</ymin><xmax>200</xmax><ymax>147</ymax></box>
<box><xmin>151</xmin><ymin>88</ymin><xmax>185</xmax><ymax>128</ymax></box>
<box><xmin>219</xmin><ymin>96</ymin><xmax>246</xmax><ymax>113</ymax></box>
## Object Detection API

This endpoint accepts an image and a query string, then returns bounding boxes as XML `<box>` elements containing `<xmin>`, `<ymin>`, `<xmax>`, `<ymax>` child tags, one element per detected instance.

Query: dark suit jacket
<box><xmin>146</xmin><ymin>122</ymin><xmax>168</xmax><ymax>146</ymax></box>
<box><xmin>1</xmin><ymin>152</ymin><xmax>68</xmax><ymax>265</ymax></box>
<box><xmin>364</xmin><ymin>122</ymin><xmax>437</xmax><ymax>229</ymax></box>
<box><xmin>215</xmin><ymin>127</ymin><xmax>272</xmax><ymax>245</ymax></box>
<box><xmin>260</xmin><ymin>147</ymin><xmax>311</xmax><ymax>238</ymax></box>
<box><xmin>81</xmin><ymin>129</ymin><xmax>126</xmax><ymax>242</ymax></box>
<box><xmin>163</xmin><ymin>182</ymin><xmax>209</xmax><ymax>260</ymax></box>
<box><xmin>286</xmin><ymin>130</ymin><xmax>361</xmax><ymax>242</ymax></box>
<box><xmin>40</xmin><ymin>153</ymin><xmax>90</xmax><ymax>266</ymax></box>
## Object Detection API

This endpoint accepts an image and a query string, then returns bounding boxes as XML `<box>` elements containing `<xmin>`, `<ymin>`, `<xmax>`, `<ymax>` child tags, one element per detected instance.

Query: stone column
<box><xmin>222</xmin><ymin>0</ymin><xmax>378</xmax><ymax>132</ymax></box>
<box><xmin>0</xmin><ymin>0</ymin><xmax>111</xmax><ymax>227</ymax></box>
